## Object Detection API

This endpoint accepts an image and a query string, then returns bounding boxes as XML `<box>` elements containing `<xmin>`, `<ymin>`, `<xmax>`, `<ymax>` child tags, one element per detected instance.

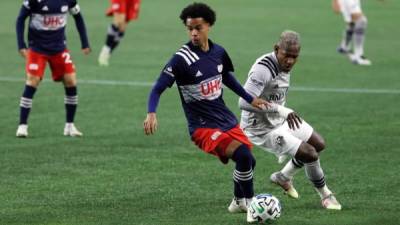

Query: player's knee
<box><xmin>315</xmin><ymin>138</ymin><xmax>326</xmax><ymax>152</ymax></box>
<box><xmin>231</xmin><ymin>144</ymin><xmax>253</xmax><ymax>169</ymax></box>
<box><xmin>63</xmin><ymin>74</ymin><xmax>77</xmax><ymax>87</ymax></box>
<box><xmin>26</xmin><ymin>75</ymin><xmax>40</xmax><ymax>87</ymax></box>
<box><xmin>355</xmin><ymin>15</ymin><xmax>367</xmax><ymax>30</ymax></box>
<box><xmin>297</xmin><ymin>144</ymin><xmax>319</xmax><ymax>163</ymax></box>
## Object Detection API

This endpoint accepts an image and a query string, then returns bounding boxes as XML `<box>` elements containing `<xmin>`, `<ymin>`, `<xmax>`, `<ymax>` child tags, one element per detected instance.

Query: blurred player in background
<box><xmin>98</xmin><ymin>0</ymin><xmax>141</xmax><ymax>66</ymax></box>
<box><xmin>239</xmin><ymin>30</ymin><xmax>342</xmax><ymax>210</ymax></box>
<box><xmin>332</xmin><ymin>0</ymin><xmax>371</xmax><ymax>65</ymax></box>
<box><xmin>143</xmin><ymin>3</ymin><xmax>268</xmax><ymax>223</ymax></box>
<box><xmin>16</xmin><ymin>0</ymin><xmax>90</xmax><ymax>137</ymax></box>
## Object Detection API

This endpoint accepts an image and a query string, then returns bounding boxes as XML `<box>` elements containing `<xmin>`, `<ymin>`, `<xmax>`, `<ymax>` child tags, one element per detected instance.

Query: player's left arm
<box><xmin>69</xmin><ymin>0</ymin><xmax>90</xmax><ymax>54</ymax></box>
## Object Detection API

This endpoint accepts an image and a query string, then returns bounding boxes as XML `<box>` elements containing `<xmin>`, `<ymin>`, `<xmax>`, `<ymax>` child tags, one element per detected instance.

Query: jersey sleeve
<box><xmin>159</xmin><ymin>54</ymin><xmax>187</xmax><ymax>87</ymax></box>
<box><xmin>69</xmin><ymin>0</ymin><xmax>80</xmax><ymax>15</ymax></box>
<box><xmin>222</xmin><ymin>49</ymin><xmax>234</xmax><ymax>73</ymax></box>
<box><xmin>243</xmin><ymin>65</ymin><xmax>272</xmax><ymax>97</ymax></box>
<box><xmin>147</xmin><ymin>55</ymin><xmax>184</xmax><ymax>113</ymax></box>
<box><xmin>16</xmin><ymin>1</ymin><xmax>32</xmax><ymax>50</ymax></box>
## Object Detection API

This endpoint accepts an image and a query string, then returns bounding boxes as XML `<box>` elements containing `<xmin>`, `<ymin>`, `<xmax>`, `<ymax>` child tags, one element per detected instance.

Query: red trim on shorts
<box><xmin>191</xmin><ymin>126</ymin><xmax>252</xmax><ymax>164</ymax></box>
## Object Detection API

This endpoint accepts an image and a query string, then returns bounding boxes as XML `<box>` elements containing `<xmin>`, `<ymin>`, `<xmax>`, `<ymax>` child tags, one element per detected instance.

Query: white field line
<box><xmin>1</xmin><ymin>77</ymin><xmax>399</xmax><ymax>94</ymax></box>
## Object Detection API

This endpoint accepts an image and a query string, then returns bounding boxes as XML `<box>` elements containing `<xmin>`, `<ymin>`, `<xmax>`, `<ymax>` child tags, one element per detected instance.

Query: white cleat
<box><xmin>321</xmin><ymin>194</ymin><xmax>342</xmax><ymax>210</ymax></box>
<box><xmin>16</xmin><ymin>124</ymin><xmax>28</xmax><ymax>138</ymax></box>
<box><xmin>270</xmin><ymin>172</ymin><xmax>299</xmax><ymax>199</ymax></box>
<box><xmin>228</xmin><ymin>197</ymin><xmax>247</xmax><ymax>213</ymax></box>
<box><xmin>98</xmin><ymin>46</ymin><xmax>111</xmax><ymax>66</ymax></box>
<box><xmin>246</xmin><ymin>198</ymin><xmax>258</xmax><ymax>223</ymax></box>
<box><xmin>349</xmin><ymin>54</ymin><xmax>371</xmax><ymax>66</ymax></box>
<box><xmin>64</xmin><ymin>123</ymin><xmax>83</xmax><ymax>137</ymax></box>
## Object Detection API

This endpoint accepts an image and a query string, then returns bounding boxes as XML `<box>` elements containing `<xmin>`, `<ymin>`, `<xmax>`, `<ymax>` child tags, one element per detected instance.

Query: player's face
<box><xmin>275</xmin><ymin>45</ymin><xmax>300</xmax><ymax>72</ymax></box>
<box><xmin>185</xmin><ymin>18</ymin><xmax>210</xmax><ymax>48</ymax></box>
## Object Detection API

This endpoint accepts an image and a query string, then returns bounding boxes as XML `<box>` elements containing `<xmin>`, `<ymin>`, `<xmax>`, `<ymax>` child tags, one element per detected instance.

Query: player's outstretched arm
<box><xmin>222</xmin><ymin>71</ymin><xmax>269</xmax><ymax>110</ymax></box>
<box><xmin>144</xmin><ymin>113</ymin><xmax>158</xmax><ymax>135</ymax></box>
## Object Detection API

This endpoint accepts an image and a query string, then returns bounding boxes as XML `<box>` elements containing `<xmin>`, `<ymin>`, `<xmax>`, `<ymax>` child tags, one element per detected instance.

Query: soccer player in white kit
<box><xmin>332</xmin><ymin>0</ymin><xmax>371</xmax><ymax>65</ymax></box>
<box><xmin>239</xmin><ymin>30</ymin><xmax>342</xmax><ymax>210</ymax></box>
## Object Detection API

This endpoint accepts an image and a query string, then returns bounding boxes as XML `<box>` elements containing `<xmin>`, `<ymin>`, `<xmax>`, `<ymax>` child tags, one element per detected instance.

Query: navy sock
<box><xmin>231</xmin><ymin>144</ymin><xmax>255</xmax><ymax>198</ymax></box>
<box><xmin>105</xmin><ymin>24</ymin><xmax>124</xmax><ymax>52</ymax></box>
<box><xmin>64</xmin><ymin>86</ymin><xmax>78</xmax><ymax>123</ymax></box>
<box><xmin>19</xmin><ymin>85</ymin><xmax>36</xmax><ymax>124</ymax></box>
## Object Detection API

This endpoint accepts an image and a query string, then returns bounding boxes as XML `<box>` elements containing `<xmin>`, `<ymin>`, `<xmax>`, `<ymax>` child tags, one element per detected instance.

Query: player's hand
<box><xmin>82</xmin><ymin>48</ymin><xmax>91</xmax><ymax>55</ymax></box>
<box><xmin>251</xmin><ymin>97</ymin><xmax>271</xmax><ymax>110</ymax></box>
<box><xmin>143</xmin><ymin>113</ymin><xmax>158</xmax><ymax>135</ymax></box>
<box><xmin>287</xmin><ymin>112</ymin><xmax>302</xmax><ymax>130</ymax></box>
<box><xmin>19</xmin><ymin>48</ymin><xmax>27</xmax><ymax>58</ymax></box>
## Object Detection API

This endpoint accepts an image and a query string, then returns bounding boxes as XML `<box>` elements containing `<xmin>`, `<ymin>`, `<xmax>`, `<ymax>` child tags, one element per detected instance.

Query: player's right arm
<box><xmin>16</xmin><ymin>0</ymin><xmax>32</xmax><ymax>58</ymax></box>
<box><xmin>144</xmin><ymin>57</ymin><xmax>180</xmax><ymax>135</ymax></box>
<box><xmin>238</xmin><ymin>65</ymin><xmax>295</xmax><ymax>116</ymax></box>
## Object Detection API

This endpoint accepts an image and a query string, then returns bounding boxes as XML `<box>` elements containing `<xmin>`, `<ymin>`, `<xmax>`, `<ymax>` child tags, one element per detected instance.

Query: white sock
<box><xmin>281</xmin><ymin>159</ymin><xmax>302</xmax><ymax>179</ymax></box>
<box><xmin>316</xmin><ymin>185</ymin><xmax>332</xmax><ymax>199</ymax></box>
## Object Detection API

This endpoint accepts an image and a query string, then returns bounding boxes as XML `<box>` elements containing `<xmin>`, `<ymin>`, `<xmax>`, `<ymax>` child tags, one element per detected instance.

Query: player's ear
<box><xmin>274</xmin><ymin>44</ymin><xmax>279</xmax><ymax>54</ymax></box>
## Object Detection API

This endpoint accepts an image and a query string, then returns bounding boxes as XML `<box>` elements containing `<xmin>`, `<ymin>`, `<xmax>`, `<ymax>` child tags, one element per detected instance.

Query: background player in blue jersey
<box><xmin>142</xmin><ymin>3</ymin><xmax>268</xmax><ymax>223</ymax></box>
<box><xmin>16</xmin><ymin>0</ymin><xmax>90</xmax><ymax>137</ymax></box>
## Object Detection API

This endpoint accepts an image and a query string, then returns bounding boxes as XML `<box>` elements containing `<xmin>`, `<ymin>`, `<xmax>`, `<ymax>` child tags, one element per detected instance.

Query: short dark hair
<box><xmin>179</xmin><ymin>2</ymin><xmax>216</xmax><ymax>26</ymax></box>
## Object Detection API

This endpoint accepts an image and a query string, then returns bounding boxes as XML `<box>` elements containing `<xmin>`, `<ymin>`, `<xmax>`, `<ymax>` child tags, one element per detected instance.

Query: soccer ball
<box><xmin>248</xmin><ymin>193</ymin><xmax>282</xmax><ymax>223</ymax></box>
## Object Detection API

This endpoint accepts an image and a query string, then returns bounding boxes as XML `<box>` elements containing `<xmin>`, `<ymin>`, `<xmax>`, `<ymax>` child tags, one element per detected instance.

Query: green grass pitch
<box><xmin>0</xmin><ymin>0</ymin><xmax>399</xmax><ymax>224</ymax></box>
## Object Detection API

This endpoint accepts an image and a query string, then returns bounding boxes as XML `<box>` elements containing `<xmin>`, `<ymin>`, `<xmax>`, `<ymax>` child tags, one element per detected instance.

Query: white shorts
<box><xmin>244</xmin><ymin>120</ymin><xmax>313</xmax><ymax>158</ymax></box>
<box><xmin>338</xmin><ymin>0</ymin><xmax>362</xmax><ymax>23</ymax></box>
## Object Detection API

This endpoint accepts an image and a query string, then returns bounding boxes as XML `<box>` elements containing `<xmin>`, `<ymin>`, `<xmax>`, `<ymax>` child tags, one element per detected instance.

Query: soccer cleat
<box><xmin>63</xmin><ymin>123</ymin><xmax>83</xmax><ymax>137</ymax></box>
<box><xmin>98</xmin><ymin>46</ymin><xmax>111</xmax><ymax>66</ymax></box>
<box><xmin>16</xmin><ymin>124</ymin><xmax>28</xmax><ymax>138</ymax></box>
<box><xmin>349</xmin><ymin>54</ymin><xmax>371</xmax><ymax>66</ymax></box>
<box><xmin>228</xmin><ymin>197</ymin><xmax>247</xmax><ymax>213</ymax></box>
<box><xmin>321</xmin><ymin>194</ymin><xmax>342</xmax><ymax>210</ymax></box>
<box><xmin>246</xmin><ymin>198</ymin><xmax>258</xmax><ymax>223</ymax></box>
<box><xmin>270</xmin><ymin>172</ymin><xmax>299</xmax><ymax>199</ymax></box>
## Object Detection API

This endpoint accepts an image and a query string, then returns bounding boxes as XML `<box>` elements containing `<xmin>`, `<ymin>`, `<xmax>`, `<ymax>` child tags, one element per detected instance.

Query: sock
<box><xmin>64</xmin><ymin>86</ymin><xmax>78</xmax><ymax>123</ymax></box>
<box><xmin>281</xmin><ymin>158</ymin><xmax>304</xmax><ymax>179</ymax></box>
<box><xmin>105</xmin><ymin>24</ymin><xmax>125</xmax><ymax>52</ymax></box>
<box><xmin>231</xmin><ymin>144</ymin><xmax>255</xmax><ymax>198</ymax></box>
<box><xmin>19</xmin><ymin>85</ymin><xmax>37</xmax><ymax>124</ymax></box>
<box><xmin>353</xmin><ymin>16</ymin><xmax>367</xmax><ymax>57</ymax></box>
<box><xmin>340</xmin><ymin>22</ymin><xmax>355</xmax><ymax>51</ymax></box>
<box><xmin>304</xmin><ymin>159</ymin><xmax>331</xmax><ymax>198</ymax></box>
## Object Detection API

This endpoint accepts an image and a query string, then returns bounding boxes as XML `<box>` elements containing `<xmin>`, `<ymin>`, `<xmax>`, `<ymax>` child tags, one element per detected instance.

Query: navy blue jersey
<box><xmin>150</xmin><ymin>40</ymin><xmax>253</xmax><ymax>135</ymax></box>
<box><xmin>16</xmin><ymin>0</ymin><xmax>89</xmax><ymax>55</ymax></box>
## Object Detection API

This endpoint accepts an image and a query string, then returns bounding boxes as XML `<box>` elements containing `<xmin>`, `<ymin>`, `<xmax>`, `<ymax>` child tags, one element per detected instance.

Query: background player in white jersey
<box><xmin>239</xmin><ymin>30</ymin><xmax>342</xmax><ymax>210</ymax></box>
<box><xmin>332</xmin><ymin>0</ymin><xmax>371</xmax><ymax>65</ymax></box>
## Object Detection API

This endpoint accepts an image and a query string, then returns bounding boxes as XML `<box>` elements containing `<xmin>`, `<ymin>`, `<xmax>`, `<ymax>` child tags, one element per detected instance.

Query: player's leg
<box><xmin>16</xmin><ymin>50</ymin><xmax>46</xmax><ymax>137</ymax></box>
<box><xmin>50</xmin><ymin>50</ymin><xmax>82</xmax><ymax>137</ymax></box>
<box><xmin>297</xmin><ymin>131</ymin><xmax>341</xmax><ymax>210</ymax></box>
<box><xmin>99</xmin><ymin>0</ymin><xmax>129</xmax><ymax>66</ymax></box>
<box><xmin>338</xmin><ymin>22</ymin><xmax>355</xmax><ymax>54</ymax></box>
<box><xmin>350</xmin><ymin>13</ymin><xmax>371</xmax><ymax>65</ymax></box>
<box><xmin>191</xmin><ymin>127</ymin><xmax>255</xmax><ymax>216</ymax></box>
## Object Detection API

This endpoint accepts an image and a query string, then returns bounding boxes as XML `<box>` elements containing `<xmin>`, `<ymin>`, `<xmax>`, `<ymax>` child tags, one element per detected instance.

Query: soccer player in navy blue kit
<box><xmin>16</xmin><ymin>0</ymin><xmax>90</xmax><ymax>137</ymax></box>
<box><xmin>143</xmin><ymin>3</ymin><xmax>268</xmax><ymax>222</ymax></box>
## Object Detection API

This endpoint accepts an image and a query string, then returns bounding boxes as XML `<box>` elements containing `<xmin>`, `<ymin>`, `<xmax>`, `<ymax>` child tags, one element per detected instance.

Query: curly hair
<box><xmin>179</xmin><ymin>2</ymin><xmax>216</xmax><ymax>26</ymax></box>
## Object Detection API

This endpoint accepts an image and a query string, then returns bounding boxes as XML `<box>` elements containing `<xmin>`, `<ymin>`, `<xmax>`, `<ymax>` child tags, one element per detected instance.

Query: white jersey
<box><xmin>240</xmin><ymin>52</ymin><xmax>290</xmax><ymax>135</ymax></box>
<box><xmin>338</xmin><ymin>0</ymin><xmax>362</xmax><ymax>23</ymax></box>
